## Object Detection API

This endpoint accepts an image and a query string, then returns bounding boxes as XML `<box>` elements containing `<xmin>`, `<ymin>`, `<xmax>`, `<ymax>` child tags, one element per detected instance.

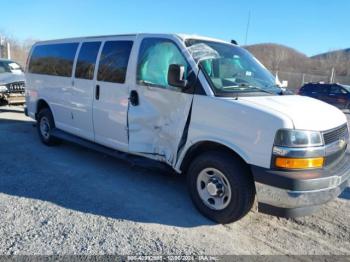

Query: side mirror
<box><xmin>168</xmin><ymin>64</ymin><xmax>188</xmax><ymax>88</ymax></box>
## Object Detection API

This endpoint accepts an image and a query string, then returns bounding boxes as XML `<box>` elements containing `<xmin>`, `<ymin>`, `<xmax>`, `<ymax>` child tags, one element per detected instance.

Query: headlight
<box><xmin>0</xmin><ymin>85</ymin><xmax>8</xmax><ymax>93</ymax></box>
<box><xmin>273</xmin><ymin>129</ymin><xmax>324</xmax><ymax>169</ymax></box>
<box><xmin>274</xmin><ymin>129</ymin><xmax>323</xmax><ymax>148</ymax></box>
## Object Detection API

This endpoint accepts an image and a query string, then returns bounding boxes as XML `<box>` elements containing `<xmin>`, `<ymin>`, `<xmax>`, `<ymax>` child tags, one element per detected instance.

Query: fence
<box><xmin>277</xmin><ymin>71</ymin><xmax>350</xmax><ymax>92</ymax></box>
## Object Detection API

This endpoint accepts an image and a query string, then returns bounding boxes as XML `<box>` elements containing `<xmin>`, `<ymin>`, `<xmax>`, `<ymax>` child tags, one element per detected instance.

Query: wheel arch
<box><xmin>177</xmin><ymin>140</ymin><xmax>251</xmax><ymax>174</ymax></box>
<box><xmin>35</xmin><ymin>98</ymin><xmax>52</xmax><ymax>120</ymax></box>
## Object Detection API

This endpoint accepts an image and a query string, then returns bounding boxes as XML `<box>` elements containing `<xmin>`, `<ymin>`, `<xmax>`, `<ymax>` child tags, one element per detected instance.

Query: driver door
<box><xmin>127</xmin><ymin>37</ymin><xmax>194</xmax><ymax>165</ymax></box>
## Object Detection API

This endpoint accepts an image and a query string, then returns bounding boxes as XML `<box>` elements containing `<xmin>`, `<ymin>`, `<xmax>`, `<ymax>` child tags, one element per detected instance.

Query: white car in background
<box><xmin>0</xmin><ymin>58</ymin><xmax>26</xmax><ymax>104</ymax></box>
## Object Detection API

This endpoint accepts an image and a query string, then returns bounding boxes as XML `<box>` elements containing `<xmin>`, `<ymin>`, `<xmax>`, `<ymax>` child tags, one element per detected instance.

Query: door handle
<box><xmin>95</xmin><ymin>85</ymin><xmax>100</xmax><ymax>100</ymax></box>
<box><xmin>129</xmin><ymin>90</ymin><xmax>139</xmax><ymax>106</ymax></box>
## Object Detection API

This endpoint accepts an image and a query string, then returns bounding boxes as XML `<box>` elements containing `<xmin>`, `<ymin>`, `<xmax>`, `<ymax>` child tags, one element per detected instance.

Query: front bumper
<box><xmin>251</xmin><ymin>150</ymin><xmax>350</xmax><ymax>218</ymax></box>
<box><xmin>0</xmin><ymin>92</ymin><xmax>25</xmax><ymax>104</ymax></box>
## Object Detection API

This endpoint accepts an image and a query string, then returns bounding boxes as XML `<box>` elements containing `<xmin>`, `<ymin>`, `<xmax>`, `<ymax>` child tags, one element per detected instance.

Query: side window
<box><xmin>137</xmin><ymin>38</ymin><xmax>190</xmax><ymax>90</ymax></box>
<box><xmin>330</xmin><ymin>85</ymin><xmax>347</xmax><ymax>94</ymax></box>
<box><xmin>302</xmin><ymin>85</ymin><xmax>313</xmax><ymax>92</ymax></box>
<box><xmin>75</xmin><ymin>42</ymin><xmax>101</xmax><ymax>80</ymax></box>
<box><xmin>309</xmin><ymin>85</ymin><xmax>316</xmax><ymax>92</ymax></box>
<box><xmin>97</xmin><ymin>41</ymin><xmax>133</xmax><ymax>83</ymax></box>
<box><xmin>318</xmin><ymin>85</ymin><xmax>329</xmax><ymax>93</ymax></box>
<box><xmin>29</xmin><ymin>43</ymin><xmax>79</xmax><ymax>77</ymax></box>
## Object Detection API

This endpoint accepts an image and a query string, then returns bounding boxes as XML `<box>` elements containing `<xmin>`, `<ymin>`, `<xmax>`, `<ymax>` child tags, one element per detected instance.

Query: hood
<box><xmin>0</xmin><ymin>72</ymin><xmax>25</xmax><ymax>85</ymax></box>
<box><xmin>238</xmin><ymin>95</ymin><xmax>347</xmax><ymax>131</ymax></box>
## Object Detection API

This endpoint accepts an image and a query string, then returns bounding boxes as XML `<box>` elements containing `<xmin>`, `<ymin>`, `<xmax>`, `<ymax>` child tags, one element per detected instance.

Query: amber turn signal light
<box><xmin>275</xmin><ymin>157</ymin><xmax>324</xmax><ymax>169</ymax></box>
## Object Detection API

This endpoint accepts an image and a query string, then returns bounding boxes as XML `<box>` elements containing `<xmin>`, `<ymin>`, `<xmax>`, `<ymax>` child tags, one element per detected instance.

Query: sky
<box><xmin>0</xmin><ymin>0</ymin><xmax>349</xmax><ymax>56</ymax></box>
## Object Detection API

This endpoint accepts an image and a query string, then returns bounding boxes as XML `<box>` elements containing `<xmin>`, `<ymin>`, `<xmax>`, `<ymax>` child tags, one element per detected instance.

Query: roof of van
<box><xmin>33</xmin><ymin>33</ymin><xmax>232</xmax><ymax>45</ymax></box>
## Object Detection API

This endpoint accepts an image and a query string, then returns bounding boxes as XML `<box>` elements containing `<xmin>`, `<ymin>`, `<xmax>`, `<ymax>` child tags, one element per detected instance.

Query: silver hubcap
<box><xmin>197</xmin><ymin>168</ymin><xmax>232</xmax><ymax>210</ymax></box>
<box><xmin>40</xmin><ymin>117</ymin><xmax>50</xmax><ymax>140</ymax></box>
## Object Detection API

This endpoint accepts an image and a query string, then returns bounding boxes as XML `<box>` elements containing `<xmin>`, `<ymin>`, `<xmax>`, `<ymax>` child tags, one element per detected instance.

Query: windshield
<box><xmin>0</xmin><ymin>61</ymin><xmax>23</xmax><ymax>74</ymax></box>
<box><xmin>185</xmin><ymin>39</ymin><xmax>281</xmax><ymax>96</ymax></box>
<box><xmin>342</xmin><ymin>85</ymin><xmax>350</xmax><ymax>92</ymax></box>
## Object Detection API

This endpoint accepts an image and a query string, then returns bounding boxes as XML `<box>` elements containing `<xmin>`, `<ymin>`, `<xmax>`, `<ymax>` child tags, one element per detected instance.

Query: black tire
<box><xmin>37</xmin><ymin>108</ymin><xmax>60</xmax><ymax>146</ymax></box>
<box><xmin>187</xmin><ymin>151</ymin><xmax>255</xmax><ymax>224</ymax></box>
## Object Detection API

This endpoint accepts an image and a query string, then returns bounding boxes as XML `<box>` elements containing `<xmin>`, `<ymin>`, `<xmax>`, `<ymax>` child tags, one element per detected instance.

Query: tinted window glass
<box><xmin>330</xmin><ymin>85</ymin><xmax>347</xmax><ymax>94</ymax></box>
<box><xmin>137</xmin><ymin>38</ymin><xmax>190</xmax><ymax>90</ymax></box>
<box><xmin>301</xmin><ymin>84</ymin><xmax>313</xmax><ymax>92</ymax></box>
<box><xmin>97</xmin><ymin>41</ymin><xmax>133</xmax><ymax>83</ymax></box>
<box><xmin>319</xmin><ymin>85</ymin><xmax>329</xmax><ymax>93</ymax></box>
<box><xmin>29</xmin><ymin>43</ymin><xmax>79</xmax><ymax>77</ymax></box>
<box><xmin>75</xmin><ymin>42</ymin><xmax>101</xmax><ymax>80</ymax></box>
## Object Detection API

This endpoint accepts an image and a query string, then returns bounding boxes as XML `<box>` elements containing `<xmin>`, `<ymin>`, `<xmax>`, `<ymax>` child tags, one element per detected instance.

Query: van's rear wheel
<box><xmin>187</xmin><ymin>151</ymin><xmax>255</xmax><ymax>224</ymax></box>
<box><xmin>37</xmin><ymin>108</ymin><xmax>60</xmax><ymax>146</ymax></box>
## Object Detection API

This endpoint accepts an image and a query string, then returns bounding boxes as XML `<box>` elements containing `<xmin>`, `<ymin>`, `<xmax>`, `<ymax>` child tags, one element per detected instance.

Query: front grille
<box><xmin>7</xmin><ymin>81</ymin><xmax>25</xmax><ymax>93</ymax></box>
<box><xmin>323</xmin><ymin>124</ymin><xmax>349</xmax><ymax>145</ymax></box>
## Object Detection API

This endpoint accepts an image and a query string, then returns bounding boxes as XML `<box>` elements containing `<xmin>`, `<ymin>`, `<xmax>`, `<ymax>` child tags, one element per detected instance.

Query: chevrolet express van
<box><xmin>25</xmin><ymin>34</ymin><xmax>350</xmax><ymax>223</ymax></box>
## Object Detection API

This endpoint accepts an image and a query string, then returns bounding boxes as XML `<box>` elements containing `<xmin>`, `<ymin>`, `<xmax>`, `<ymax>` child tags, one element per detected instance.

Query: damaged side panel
<box><xmin>128</xmin><ymin>87</ymin><xmax>193</xmax><ymax>165</ymax></box>
<box><xmin>127</xmin><ymin>36</ymin><xmax>196</xmax><ymax>166</ymax></box>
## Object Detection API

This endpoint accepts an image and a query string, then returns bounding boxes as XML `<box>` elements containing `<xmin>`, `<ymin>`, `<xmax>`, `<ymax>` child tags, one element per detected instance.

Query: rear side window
<box><xmin>29</xmin><ymin>43</ymin><xmax>79</xmax><ymax>77</ymax></box>
<box><xmin>97</xmin><ymin>41</ymin><xmax>133</xmax><ymax>83</ymax></box>
<box><xmin>75</xmin><ymin>42</ymin><xmax>101</xmax><ymax>80</ymax></box>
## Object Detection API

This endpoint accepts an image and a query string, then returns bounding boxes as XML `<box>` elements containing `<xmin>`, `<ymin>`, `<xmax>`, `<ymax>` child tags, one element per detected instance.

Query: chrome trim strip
<box><xmin>273</xmin><ymin>146</ymin><xmax>325</xmax><ymax>158</ymax></box>
<box><xmin>273</xmin><ymin>138</ymin><xmax>348</xmax><ymax>158</ymax></box>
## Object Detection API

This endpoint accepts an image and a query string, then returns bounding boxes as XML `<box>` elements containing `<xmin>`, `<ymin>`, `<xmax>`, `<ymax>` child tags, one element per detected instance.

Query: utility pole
<box><xmin>0</xmin><ymin>36</ymin><xmax>4</xmax><ymax>58</ymax></box>
<box><xmin>244</xmin><ymin>10</ymin><xmax>251</xmax><ymax>45</ymax></box>
<box><xmin>330</xmin><ymin>67</ymin><xmax>335</xmax><ymax>83</ymax></box>
<box><xmin>7</xmin><ymin>42</ymin><xmax>11</xmax><ymax>59</ymax></box>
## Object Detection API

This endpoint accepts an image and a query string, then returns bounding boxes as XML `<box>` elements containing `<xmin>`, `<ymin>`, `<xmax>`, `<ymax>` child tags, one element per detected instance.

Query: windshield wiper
<box><xmin>221</xmin><ymin>84</ymin><xmax>275</xmax><ymax>100</ymax></box>
<box><xmin>237</xmin><ymin>83</ymin><xmax>276</xmax><ymax>95</ymax></box>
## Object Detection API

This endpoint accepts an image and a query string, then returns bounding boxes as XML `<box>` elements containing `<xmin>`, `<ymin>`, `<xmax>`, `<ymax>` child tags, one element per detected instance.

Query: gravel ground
<box><xmin>0</xmin><ymin>105</ymin><xmax>349</xmax><ymax>255</ymax></box>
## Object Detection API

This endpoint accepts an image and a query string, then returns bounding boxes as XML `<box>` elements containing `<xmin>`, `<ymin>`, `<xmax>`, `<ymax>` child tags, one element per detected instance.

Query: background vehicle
<box><xmin>299</xmin><ymin>83</ymin><xmax>350</xmax><ymax>110</ymax></box>
<box><xmin>0</xmin><ymin>59</ymin><xmax>25</xmax><ymax>105</ymax></box>
<box><xmin>25</xmin><ymin>34</ymin><xmax>350</xmax><ymax>224</ymax></box>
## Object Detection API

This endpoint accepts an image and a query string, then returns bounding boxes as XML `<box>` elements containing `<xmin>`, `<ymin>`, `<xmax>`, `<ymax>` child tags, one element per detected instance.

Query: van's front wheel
<box><xmin>37</xmin><ymin>108</ymin><xmax>60</xmax><ymax>146</ymax></box>
<box><xmin>187</xmin><ymin>151</ymin><xmax>255</xmax><ymax>224</ymax></box>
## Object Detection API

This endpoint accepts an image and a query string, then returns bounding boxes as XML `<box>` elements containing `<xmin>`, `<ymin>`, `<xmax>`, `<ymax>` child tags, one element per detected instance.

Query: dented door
<box><xmin>128</xmin><ymin>37</ymin><xmax>194</xmax><ymax>165</ymax></box>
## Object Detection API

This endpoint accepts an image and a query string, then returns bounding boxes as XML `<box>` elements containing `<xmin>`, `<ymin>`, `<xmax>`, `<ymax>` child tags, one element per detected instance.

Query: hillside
<box><xmin>245</xmin><ymin>43</ymin><xmax>308</xmax><ymax>71</ymax></box>
<box><xmin>245</xmin><ymin>43</ymin><xmax>350</xmax><ymax>75</ymax></box>
<box><xmin>311</xmin><ymin>48</ymin><xmax>350</xmax><ymax>59</ymax></box>
<box><xmin>244</xmin><ymin>43</ymin><xmax>350</xmax><ymax>89</ymax></box>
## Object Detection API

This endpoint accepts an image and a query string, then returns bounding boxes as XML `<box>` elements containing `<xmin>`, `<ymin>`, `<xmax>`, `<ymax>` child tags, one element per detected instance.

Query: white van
<box><xmin>25</xmin><ymin>34</ymin><xmax>350</xmax><ymax>223</ymax></box>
